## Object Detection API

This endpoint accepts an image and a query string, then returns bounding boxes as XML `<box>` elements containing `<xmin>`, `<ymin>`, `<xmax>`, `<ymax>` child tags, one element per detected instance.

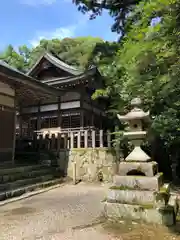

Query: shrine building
<box><xmin>18</xmin><ymin>52</ymin><xmax>110</xmax><ymax>137</ymax></box>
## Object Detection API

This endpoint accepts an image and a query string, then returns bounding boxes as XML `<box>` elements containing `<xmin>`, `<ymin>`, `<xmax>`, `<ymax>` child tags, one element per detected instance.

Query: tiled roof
<box><xmin>41</xmin><ymin>66</ymin><xmax>97</xmax><ymax>86</ymax></box>
<box><xmin>27</xmin><ymin>52</ymin><xmax>83</xmax><ymax>76</ymax></box>
<box><xmin>0</xmin><ymin>60</ymin><xmax>62</xmax><ymax>96</ymax></box>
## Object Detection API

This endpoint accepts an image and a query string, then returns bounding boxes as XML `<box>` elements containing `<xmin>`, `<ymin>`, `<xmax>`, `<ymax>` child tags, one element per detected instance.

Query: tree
<box><xmin>73</xmin><ymin>0</ymin><xmax>143</xmax><ymax>37</ymax></box>
<box><xmin>0</xmin><ymin>37</ymin><xmax>118</xmax><ymax>72</ymax></box>
<box><xmin>96</xmin><ymin>0</ymin><xmax>180</xmax><ymax>178</ymax></box>
<box><xmin>0</xmin><ymin>45</ymin><xmax>27</xmax><ymax>72</ymax></box>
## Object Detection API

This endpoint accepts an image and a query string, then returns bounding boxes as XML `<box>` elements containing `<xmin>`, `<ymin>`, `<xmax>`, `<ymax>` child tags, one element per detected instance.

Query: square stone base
<box><xmin>113</xmin><ymin>173</ymin><xmax>163</xmax><ymax>191</ymax></box>
<box><xmin>107</xmin><ymin>189</ymin><xmax>155</xmax><ymax>205</ymax></box>
<box><xmin>103</xmin><ymin>202</ymin><xmax>175</xmax><ymax>226</ymax></box>
<box><xmin>119</xmin><ymin>161</ymin><xmax>158</xmax><ymax>177</ymax></box>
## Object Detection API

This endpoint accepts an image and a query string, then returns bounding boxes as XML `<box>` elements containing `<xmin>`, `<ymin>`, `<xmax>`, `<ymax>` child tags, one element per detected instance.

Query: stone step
<box><xmin>0</xmin><ymin>164</ymin><xmax>45</xmax><ymax>175</ymax></box>
<box><xmin>107</xmin><ymin>188</ymin><xmax>155</xmax><ymax>205</ymax></box>
<box><xmin>0</xmin><ymin>174</ymin><xmax>57</xmax><ymax>192</ymax></box>
<box><xmin>0</xmin><ymin>168</ymin><xmax>60</xmax><ymax>184</ymax></box>
<box><xmin>107</xmin><ymin>183</ymin><xmax>170</xmax><ymax>205</ymax></box>
<box><xmin>0</xmin><ymin>178</ymin><xmax>65</xmax><ymax>202</ymax></box>
<box><xmin>113</xmin><ymin>173</ymin><xmax>163</xmax><ymax>191</ymax></box>
<box><xmin>103</xmin><ymin>201</ymin><xmax>175</xmax><ymax>226</ymax></box>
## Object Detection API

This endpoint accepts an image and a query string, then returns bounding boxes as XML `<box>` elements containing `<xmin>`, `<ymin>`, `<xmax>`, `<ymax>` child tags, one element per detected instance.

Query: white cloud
<box><xmin>29</xmin><ymin>15</ymin><xmax>90</xmax><ymax>47</ymax></box>
<box><xmin>29</xmin><ymin>25</ymin><xmax>76</xmax><ymax>47</ymax></box>
<box><xmin>20</xmin><ymin>0</ymin><xmax>56</xmax><ymax>6</ymax></box>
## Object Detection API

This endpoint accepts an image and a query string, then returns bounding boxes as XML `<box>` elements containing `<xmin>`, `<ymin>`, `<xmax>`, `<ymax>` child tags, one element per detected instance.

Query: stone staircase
<box><xmin>0</xmin><ymin>164</ymin><xmax>64</xmax><ymax>202</ymax></box>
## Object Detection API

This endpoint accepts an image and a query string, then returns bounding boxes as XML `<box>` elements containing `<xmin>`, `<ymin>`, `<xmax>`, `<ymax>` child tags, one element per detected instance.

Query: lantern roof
<box><xmin>117</xmin><ymin>98</ymin><xmax>150</xmax><ymax>121</ymax></box>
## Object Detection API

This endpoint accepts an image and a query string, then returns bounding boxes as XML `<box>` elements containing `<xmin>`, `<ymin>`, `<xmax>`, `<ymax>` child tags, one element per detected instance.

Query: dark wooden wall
<box><xmin>0</xmin><ymin>109</ymin><xmax>15</xmax><ymax>162</ymax></box>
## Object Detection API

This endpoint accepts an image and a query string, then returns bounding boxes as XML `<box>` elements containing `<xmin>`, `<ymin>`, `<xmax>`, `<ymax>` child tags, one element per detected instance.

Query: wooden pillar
<box><xmin>37</xmin><ymin>102</ymin><xmax>41</xmax><ymax>130</ymax></box>
<box><xmin>57</xmin><ymin>97</ymin><xmax>61</xmax><ymax>127</ymax></box>
<box><xmin>57</xmin><ymin>133</ymin><xmax>61</xmax><ymax>151</ymax></box>
<box><xmin>99</xmin><ymin>130</ymin><xmax>103</xmax><ymax>148</ymax></box>
<box><xmin>27</xmin><ymin>118</ymin><xmax>31</xmax><ymax>137</ymax></box>
<box><xmin>91</xmin><ymin>112</ymin><xmax>94</xmax><ymax>127</ymax></box>
<box><xmin>72</xmin><ymin>161</ymin><xmax>77</xmax><ymax>185</ymax></box>
<box><xmin>107</xmin><ymin>130</ymin><xmax>111</xmax><ymax>148</ymax></box>
<box><xmin>64</xmin><ymin>134</ymin><xmax>68</xmax><ymax>149</ymax></box>
<box><xmin>12</xmin><ymin>109</ymin><xmax>17</xmax><ymax>165</ymax></box>
<box><xmin>44</xmin><ymin>134</ymin><xmax>49</xmax><ymax>150</ymax></box>
<box><xmin>77</xmin><ymin>131</ymin><xmax>81</xmax><ymax>148</ymax></box>
<box><xmin>51</xmin><ymin>134</ymin><xmax>56</xmax><ymax>149</ymax></box>
<box><xmin>70</xmin><ymin>132</ymin><xmax>74</xmax><ymax>149</ymax></box>
<box><xmin>39</xmin><ymin>134</ymin><xmax>43</xmax><ymax>149</ymax></box>
<box><xmin>99</xmin><ymin>113</ymin><xmax>103</xmax><ymax>129</ymax></box>
<box><xmin>80</xmin><ymin>110</ymin><xmax>84</xmax><ymax>129</ymax></box>
<box><xmin>84</xmin><ymin>130</ymin><xmax>88</xmax><ymax>148</ymax></box>
<box><xmin>92</xmin><ymin>130</ymin><xmax>95</xmax><ymax>148</ymax></box>
<box><xmin>19</xmin><ymin>106</ymin><xmax>23</xmax><ymax>138</ymax></box>
<box><xmin>33</xmin><ymin>131</ymin><xmax>38</xmax><ymax>150</ymax></box>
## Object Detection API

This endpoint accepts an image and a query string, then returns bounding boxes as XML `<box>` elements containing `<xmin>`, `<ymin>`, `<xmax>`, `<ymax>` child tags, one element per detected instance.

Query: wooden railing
<box><xmin>32</xmin><ymin>129</ymin><xmax>114</xmax><ymax>150</ymax></box>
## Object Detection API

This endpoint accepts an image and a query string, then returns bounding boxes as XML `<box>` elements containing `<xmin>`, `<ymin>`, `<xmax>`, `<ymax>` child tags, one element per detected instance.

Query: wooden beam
<box><xmin>80</xmin><ymin>110</ymin><xmax>84</xmax><ymax>129</ymax></box>
<box><xmin>37</xmin><ymin>101</ymin><xmax>41</xmax><ymax>130</ymax></box>
<box><xmin>57</xmin><ymin>97</ymin><xmax>61</xmax><ymax>127</ymax></box>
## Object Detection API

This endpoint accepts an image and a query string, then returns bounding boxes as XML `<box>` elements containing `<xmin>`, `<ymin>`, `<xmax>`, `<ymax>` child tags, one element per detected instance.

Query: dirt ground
<box><xmin>0</xmin><ymin>182</ymin><xmax>180</xmax><ymax>239</ymax></box>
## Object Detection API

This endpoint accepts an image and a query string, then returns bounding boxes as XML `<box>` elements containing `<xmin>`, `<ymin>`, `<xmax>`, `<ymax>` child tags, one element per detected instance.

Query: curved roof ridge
<box><xmin>44</xmin><ymin>52</ymin><xmax>81</xmax><ymax>73</ymax></box>
<box><xmin>27</xmin><ymin>51</ymin><xmax>83</xmax><ymax>76</ymax></box>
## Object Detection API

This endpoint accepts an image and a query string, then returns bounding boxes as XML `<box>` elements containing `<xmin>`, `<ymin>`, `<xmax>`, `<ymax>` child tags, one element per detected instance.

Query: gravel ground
<box><xmin>1</xmin><ymin>182</ymin><xmax>178</xmax><ymax>240</ymax></box>
<box><xmin>0</xmin><ymin>182</ymin><xmax>119</xmax><ymax>240</ymax></box>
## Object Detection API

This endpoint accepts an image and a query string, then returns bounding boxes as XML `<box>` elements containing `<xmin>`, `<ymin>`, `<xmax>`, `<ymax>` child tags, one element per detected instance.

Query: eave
<box><xmin>41</xmin><ymin>66</ymin><xmax>97</xmax><ymax>88</ymax></box>
<box><xmin>0</xmin><ymin>61</ymin><xmax>62</xmax><ymax>106</ymax></box>
<box><xmin>27</xmin><ymin>52</ymin><xmax>83</xmax><ymax>77</ymax></box>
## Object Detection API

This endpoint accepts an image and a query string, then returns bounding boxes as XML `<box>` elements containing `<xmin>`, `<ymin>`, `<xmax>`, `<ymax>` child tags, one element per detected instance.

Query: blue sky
<box><xmin>0</xmin><ymin>0</ymin><xmax>118</xmax><ymax>50</ymax></box>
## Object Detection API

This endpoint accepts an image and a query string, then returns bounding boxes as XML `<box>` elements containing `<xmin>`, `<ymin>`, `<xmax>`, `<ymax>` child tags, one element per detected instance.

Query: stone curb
<box><xmin>0</xmin><ymin>178</ymin><xmax>70</xmax><ymax>207</ymax></box>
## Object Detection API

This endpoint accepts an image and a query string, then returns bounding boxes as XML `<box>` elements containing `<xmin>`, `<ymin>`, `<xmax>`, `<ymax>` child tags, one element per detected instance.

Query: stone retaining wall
<box><xmin>57</xmin><ymin>148</ymin><xmax>118</xmax><ymax>183</ymax></box>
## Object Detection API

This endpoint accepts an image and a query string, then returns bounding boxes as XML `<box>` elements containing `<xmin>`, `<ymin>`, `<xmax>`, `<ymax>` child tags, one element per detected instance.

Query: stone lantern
<box><xmin>102</xmin><ymin>98</ymin><xmax>178</xmax><ymax>226</ymax></box>
<box><xmin>117</xmin><ymin>97</ymin><xmax>150</xmax><ymax>162</ymax></box>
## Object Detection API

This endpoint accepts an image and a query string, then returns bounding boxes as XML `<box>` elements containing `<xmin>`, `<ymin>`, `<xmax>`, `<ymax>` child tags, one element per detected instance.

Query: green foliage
<box><xmin>73</xmin><ymin>0</ymin><xmax>143</xmax><ymax>37</ymax></box>
<box><xmin>0</xmin><ymin>37</ymin><xmax>111</xmax><ymax>72</ymax></box>
<box><xmin>29</xmin><ymin>36</ymin><xmax>104</xmax><ymax>69</ymax></box>
<box><xmin>0</xmin><ymin>45</ymin><xmax>28</xmax><ymax>72</ymax></box>
<box><xmin>99</xmin><ymin>0</ymin><xmax>180</xmax><ymax>171</ymax></box>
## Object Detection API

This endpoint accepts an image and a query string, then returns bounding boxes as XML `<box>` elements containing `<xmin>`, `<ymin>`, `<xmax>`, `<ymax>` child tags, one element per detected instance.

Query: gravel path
<box><xmin>0</xmin><ymin>182</ymin><xmax>118</xmax><ymax>240</ymax></box>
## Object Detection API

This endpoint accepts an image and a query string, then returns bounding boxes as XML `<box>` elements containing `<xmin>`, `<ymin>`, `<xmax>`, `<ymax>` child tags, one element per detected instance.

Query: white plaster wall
<box><xmin>41</xmin><ymin>104</ymin><xmax>58</xmax><ymax>112</ymax></box>
<box><xmin>61</xmin><ymin>101</ymin><xmax>80</xmax><ymax>109</ymax></box>
<box><xmin>61</xmin><ymin>92</ymin><xmax>80</xmax><ymax>102</ymax></box>
<box><xmin>22</xmin><ymin>106</ymin><xmax>38</xmax><ymax>113</ymax></box>
<box><xmin>22</xmin><ymin>101</ymin><xmax>81</xmax><ymax>113</ymax></box>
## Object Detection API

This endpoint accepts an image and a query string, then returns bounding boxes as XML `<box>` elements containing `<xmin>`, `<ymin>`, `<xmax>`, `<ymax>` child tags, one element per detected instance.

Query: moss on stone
<box><xmin>134</xmin><ymin>204</ymin><xmax>154</xmax><ymax>213</ymax></box>
<box><xmin>140</xmin><ymin>204</ymin><xmax>154</xmax><ymax>209</ymax></box>
<box><xmin>160</xmin><ymin>186</ymin><xmax>169</xmax><ymax>194</ymax></box>
<box><xmin>110</xmin><ymin>185</ymin><xmax>137</xmax><ymax>191</ymax></box>
<box><xmin>158</xmin><ymin>205</ymin><xmax>174</xmax><ymax>214</ymax></box>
